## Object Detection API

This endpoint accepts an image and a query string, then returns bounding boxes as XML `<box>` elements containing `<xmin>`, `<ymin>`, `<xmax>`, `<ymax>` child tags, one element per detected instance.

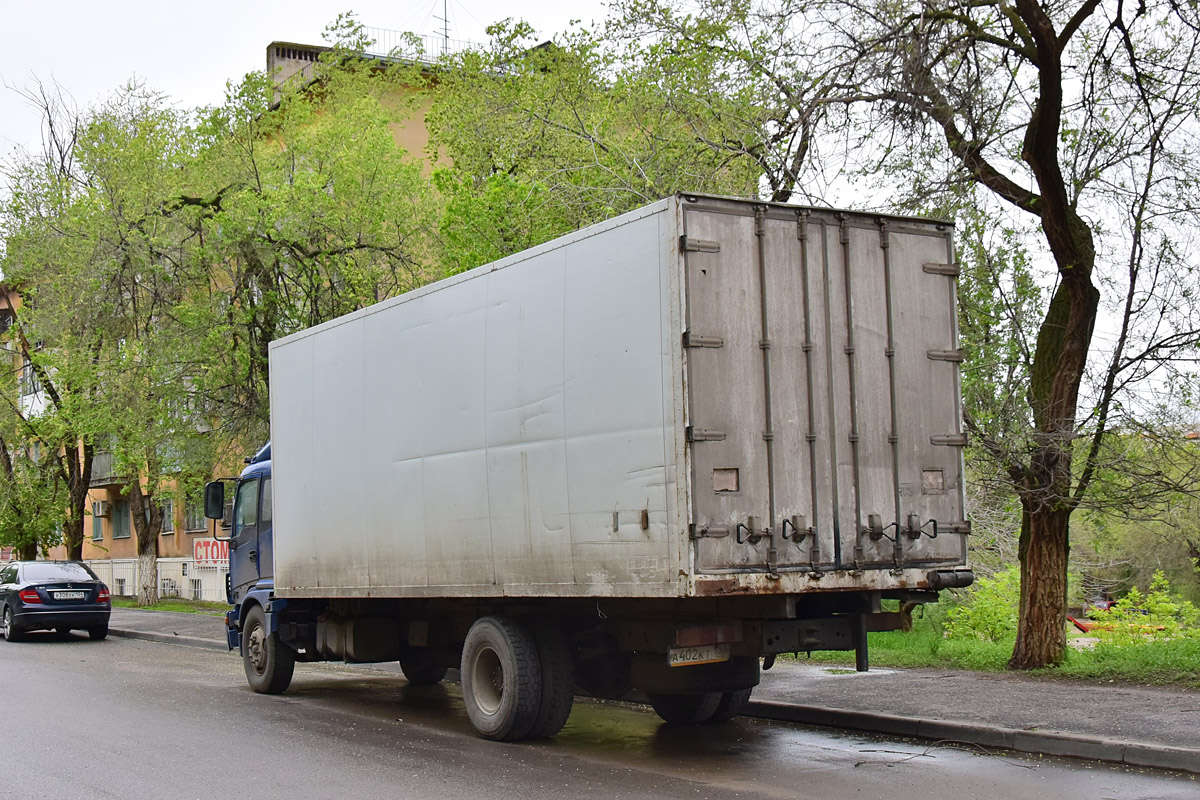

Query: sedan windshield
<box><xmin>22</xmin><ymin>563</ymin><xmax>98</xmax><ymax>582</ymax></box>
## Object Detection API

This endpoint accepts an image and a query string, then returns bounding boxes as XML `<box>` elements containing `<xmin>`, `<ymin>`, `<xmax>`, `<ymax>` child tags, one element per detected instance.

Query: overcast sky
<box><xmin>0</xmin><ymin>0</ymin><xmax>609</xmax><ymax>162</ymax></box>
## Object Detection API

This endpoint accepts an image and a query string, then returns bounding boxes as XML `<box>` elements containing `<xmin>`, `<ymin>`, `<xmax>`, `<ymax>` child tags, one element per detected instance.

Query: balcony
<box><xmin>360</xmin><ymin>27</ymin><xmax>477</xmax><ymax>63</ymax></box>
<box><xmin>90</xmin><ymin>451</ymin><xmax>127</xmax><ymax>487</ymax></box>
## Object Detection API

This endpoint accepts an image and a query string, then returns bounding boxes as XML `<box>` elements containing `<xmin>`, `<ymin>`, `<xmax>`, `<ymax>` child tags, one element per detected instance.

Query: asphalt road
<box><xmin>3</xmin><ymin>632</ymin><xmax>1196</xmax><ymax>800</ymax></box>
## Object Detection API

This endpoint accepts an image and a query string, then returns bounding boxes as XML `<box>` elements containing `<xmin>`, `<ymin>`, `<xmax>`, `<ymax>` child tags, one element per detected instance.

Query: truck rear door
<box><xmin>681</xmin><ymin>199</ymin><xmax>968</xmax><ymax>575</ymax></box>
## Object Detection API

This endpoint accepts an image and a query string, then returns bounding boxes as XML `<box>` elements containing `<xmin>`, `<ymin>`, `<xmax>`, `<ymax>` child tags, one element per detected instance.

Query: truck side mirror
<box><xmin>204</xmin><ymin>481</ymin><xmax>225</xmax><ymax>520</ymax></box>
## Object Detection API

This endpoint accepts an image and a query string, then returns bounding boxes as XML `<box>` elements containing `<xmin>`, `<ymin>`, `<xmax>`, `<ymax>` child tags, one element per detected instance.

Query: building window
<box><xmin>160</xmin><ymin>498</ymin><xmax>174</xmax><ymax>534</ymax></box>
<box><xmin>184</xmin><ymin>492</ymin><xmax>206</xmax><ymax>532</ymax></box>
<box><xmin>112</xmin><ymin>498</ymin><xmax>131</xmax><ymax>539</ymax></box>
<box><xmin>91</xmin><ymin>501</ymin><xmax>104</xmax><ymax>541</ymax></box>
<box><xmin>19</xmin><ymin>359</ymin><xmax>42</xmax><ymax>397</ymax></box>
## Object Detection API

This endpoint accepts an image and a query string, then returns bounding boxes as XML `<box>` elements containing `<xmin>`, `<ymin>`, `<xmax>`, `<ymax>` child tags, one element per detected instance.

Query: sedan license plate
<box><xmin>53</xmin><ymin>591</ymin><xmax>86</xmax><ymax>601</ymax></box>
<box><xmin>668</xmin><ymin>643</ymin><xmax>731</xmax><ymax>667</ymax></box>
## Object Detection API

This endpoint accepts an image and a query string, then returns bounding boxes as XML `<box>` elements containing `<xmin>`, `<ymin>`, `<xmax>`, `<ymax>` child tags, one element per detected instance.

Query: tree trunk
<box><xmin>63</xmin><ymin>515</ymin><xmax>84</xmax><ymax>561</ymax></box>
<box><xmin>128</xmin><ymin>480</ymin><xmax>160</xmax><ymax>606</ymax></box>
<box><xmin>1009</xmin><ymin>503</ymin><xmax>1070</xmax><ymax>668</ymax></box>
<box><xmin>63</xmin><ymin>442</ymin><xmax>93</xmax><ymax>561</ymax></box>
<box><xmin>137</xmin><ymin>549</ymin><xmax>158</xmax><ymax>606</ymax></box>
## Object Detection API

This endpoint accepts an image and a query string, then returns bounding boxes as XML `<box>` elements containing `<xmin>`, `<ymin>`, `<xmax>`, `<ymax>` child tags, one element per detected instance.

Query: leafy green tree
<box><xmin>3</xmin><ymin>82</ymin><xmax>213</xmax><ymax>601</ymax></box>
<box><xmin>426</xmin><ymin>21</ymin><xmax>763</xmax><ymax>270</ymax></box>
<box><xmin>0</xmin><ymin>84</ymin><xmax>105</xmax><ymax>559</ymax></box>
<box><xmin>189</xmin><ymin>48</ymin><xmax>439</xmax><ymax>438</ymax></box>
<box><xmin>612</xmin><ymin>0</ymin><xmax>1200</xmax><ymax>669</ymax></box>
<box><xmin>0</xmin><ymin>423</ymin><xmax>63</xmax><ymax>559</ymax></box>
<box><xmin>2</xmin><ymin>48</ymin><xmax>439</xmax><ymax>594</ymax></box>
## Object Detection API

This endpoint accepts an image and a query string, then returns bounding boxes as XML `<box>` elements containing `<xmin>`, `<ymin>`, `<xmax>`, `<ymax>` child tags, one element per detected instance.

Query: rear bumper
<box><xmin>12</xmin><ymin>607</ymin><xmax>111</xmax><ymax>631</ymax></box>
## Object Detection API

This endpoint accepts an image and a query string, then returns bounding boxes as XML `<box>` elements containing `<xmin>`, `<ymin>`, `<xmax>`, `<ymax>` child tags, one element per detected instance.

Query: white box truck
<box><xmin>207</xmin><ymin>193</ymin><xmax>973</xmax><ymax>741</ymax></box>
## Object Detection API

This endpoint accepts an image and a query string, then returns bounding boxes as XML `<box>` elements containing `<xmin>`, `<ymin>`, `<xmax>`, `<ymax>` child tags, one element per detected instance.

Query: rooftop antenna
<box><xmin>432</xmin><ymin>0</ymin><xmax>450</xmax><ymax>55</ymax></box>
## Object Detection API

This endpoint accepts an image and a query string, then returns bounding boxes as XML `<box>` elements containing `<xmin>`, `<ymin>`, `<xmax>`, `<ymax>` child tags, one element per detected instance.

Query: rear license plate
<box><xmin>53</xmin><ymin>591</ymin><xmax>86</xmax><ymax>601</ymax></box>
<box><xmin>668</xmin><ymin>643</ymin><xmax>731</xmax><ymax>667</ymax></box>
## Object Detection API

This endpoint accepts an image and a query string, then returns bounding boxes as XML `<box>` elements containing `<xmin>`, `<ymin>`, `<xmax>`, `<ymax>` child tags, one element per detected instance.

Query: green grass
<box><xmin>111</xmin><ymin>597</ymin><xmax>227</xmax><ymax>616</ymax></box>
<box><xmin>799</xmin><ymin>627</ymin><xmax>1012</xmax><ymax>672</ymax></box>
<box><xmin>1051</xmin><ymin>638</ymin><xmax>1200</xmax><ymax>687</ymax></box>
<box><xmin>796</xmin><ymin>622</ymin><xmax>1200</xmax><ymax>688</ymax></box>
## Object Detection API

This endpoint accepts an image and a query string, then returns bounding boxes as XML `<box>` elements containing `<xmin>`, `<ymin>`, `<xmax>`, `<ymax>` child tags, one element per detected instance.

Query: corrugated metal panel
<box><xmin>680</xmin><ymin>197</ymin><xmax>966</xmax><ymax>575</ymax></box>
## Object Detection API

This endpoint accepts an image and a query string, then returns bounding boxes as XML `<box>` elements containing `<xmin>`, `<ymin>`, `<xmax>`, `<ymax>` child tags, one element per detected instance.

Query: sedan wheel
<box><xmin>3</xmin><ymin>607</ymin><xmax>23</xmax><ymax>643</ymax></box>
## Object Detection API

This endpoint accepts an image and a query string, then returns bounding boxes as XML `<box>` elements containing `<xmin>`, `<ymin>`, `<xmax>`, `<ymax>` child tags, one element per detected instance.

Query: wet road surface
<box><xmin>3</xmin><ymin>633</ymin><xmax>1196</xmax><ymax>799</ymax></box>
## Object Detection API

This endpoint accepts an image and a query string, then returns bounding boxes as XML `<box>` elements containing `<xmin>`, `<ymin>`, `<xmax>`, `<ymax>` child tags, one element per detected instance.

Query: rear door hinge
<box><xmin>930</xmin><ymin>434</ymin><xmax>968</xmax><ymax>447</ymax></box>
<box><xmin>680</xmin><ymin>236</ymin><xmax>721</xmax><ymax>253</ymax></box>
<box><xmin>923</xmin><ymin>262</ymin><xmax>961</xmax><ymax>277</ymax></box>
<box><xmin>683</xmin><ymin>332</ymin><xmax>725</xmax><ymax>349</ymax></box>
<box><xmin>690</xmin><ymin>524</ymin><xmax>731</xmax><ymax>539</ymax></box>
<box><xmin>687</xmin><ymin>427</ymin><xmax>727</xmax><ymax>442</ymax></box>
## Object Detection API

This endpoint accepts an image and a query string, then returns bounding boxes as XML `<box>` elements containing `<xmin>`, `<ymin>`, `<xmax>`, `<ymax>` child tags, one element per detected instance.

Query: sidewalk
<box><xmin>109</xmin><ymin>608</ymin><xmax>1199</xmax><ymax>773</ymax></box>
<box><xmin>750</xmin><ymin>661</ymin><xmax>1199</xmax><ymax>774</ymax></box>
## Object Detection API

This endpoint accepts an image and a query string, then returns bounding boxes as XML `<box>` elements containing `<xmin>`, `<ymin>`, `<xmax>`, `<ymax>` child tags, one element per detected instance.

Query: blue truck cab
<box><xmin>208</xmin><ymin>443</ymin><xmax>281</xmax><ymax>654</ymax></box>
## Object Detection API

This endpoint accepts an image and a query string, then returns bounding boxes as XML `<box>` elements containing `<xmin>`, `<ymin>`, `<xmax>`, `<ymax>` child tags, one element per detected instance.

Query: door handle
<box><xmin>249</xmin><ymin>550</ymin><xmax>257</xmax><ymax>562</ymax></box>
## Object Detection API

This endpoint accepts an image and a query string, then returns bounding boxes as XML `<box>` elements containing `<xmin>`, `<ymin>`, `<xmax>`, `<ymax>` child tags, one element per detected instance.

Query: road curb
<box><xmin>109</xmin><ymin>627</ymin><xmax>230</xmax><ymax>653</ymax></box>
<box><xmin>745</xmin><ymin>700</ymin><xmax>1200</xmax><ymax>775</ymax></box>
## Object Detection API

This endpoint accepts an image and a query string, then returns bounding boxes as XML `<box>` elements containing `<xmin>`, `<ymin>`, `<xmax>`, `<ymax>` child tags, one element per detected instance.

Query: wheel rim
<box><xmin>471</xmin><ymin>644</ymin><xmax>504</xmax><ymax>715</ymax></box>
<box><xmin>3</xmin><ymin>609</ymin><xmax>10</xmax><ymax>638</ymax></box>
<box><xmin>246</xmin><ymin>624</ymin><xmax>268</xmax><ymax>675</ymax></box>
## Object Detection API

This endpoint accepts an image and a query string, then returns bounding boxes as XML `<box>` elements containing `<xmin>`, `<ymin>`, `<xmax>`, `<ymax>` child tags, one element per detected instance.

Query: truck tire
<box><xmin>399</xmin><ymin>651</ymin><xmax>448</xmax><ymax>686</ymax></box>
<box><xmin>708</xmin><ymin>688</ymin><xmax>752</xmax><ymax>722</ymax></box>
<box><xmin>647</xmin><ymin>692</ymin><xmax>721</xmax><ymax>724</ymax></box>
<box><xmin>631</xmin><ymin>654</ymin><xmax>760</xmax><ymax>695</ymax></box>
<box><xmin>460</xmin><ymin>616</ymin><xmax>542</xmax><ymax>741</ymax></box>
<box><xmin>526</xmin><ymin>622</ymin><xmax>575</xmax><ymax>739</ymax></box>
<box><xmin>242</xmin><ymin>605</ymin><xmax>295</xmax><ymax>694</ymax></box>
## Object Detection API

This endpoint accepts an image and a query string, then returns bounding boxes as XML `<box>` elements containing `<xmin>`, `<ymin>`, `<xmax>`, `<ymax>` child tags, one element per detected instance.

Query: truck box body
<box><xmin>268</xmin><ymin>194</ymin><xmax>968</xmax><ymax>601</ymax></box>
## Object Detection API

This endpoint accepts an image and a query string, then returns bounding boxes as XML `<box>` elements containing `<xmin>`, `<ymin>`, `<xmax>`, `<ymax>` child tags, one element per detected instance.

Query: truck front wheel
<box><xmin>460</xmin><ymin>616</ymin><xmax>542</xmax><ymax>741</ymax></box>
<box><xmin>242</xmin><ymin>605</ymin><xmax>295</xmax><ymax>694</ymax></box>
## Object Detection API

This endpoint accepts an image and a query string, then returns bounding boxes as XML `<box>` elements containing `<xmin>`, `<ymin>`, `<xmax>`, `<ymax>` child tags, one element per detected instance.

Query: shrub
<box><xmin>1089</xmin><ymin>570</ymin><xmax>1200</xmax><ymax>643</ymax></box>
<box><xmin>943</xmin><ymin>566</ymin><xmax>1020</xmax><ymax>642</ymax></box>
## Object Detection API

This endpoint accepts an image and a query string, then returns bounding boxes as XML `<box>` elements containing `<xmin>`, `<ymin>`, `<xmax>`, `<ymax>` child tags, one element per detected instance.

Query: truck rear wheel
<box><xmin>526</xmin><ymin>622</ymin><xmax>575</xmax><ymax>739</ymax></box>
<box><xmin>647</xmin><ymin>692</ymin><xmax>721</xmax><ymax>724</ymax></box>
<box><xmin>708</xmin><ymin>688</ymin><xmax>752</xmax><ymax>722</ymax></box>
<box><xmin>399</xmin><ymin>651</ymin><xmax>448</xmax><ymax>686</ymax></box>
<box><xmin>631</xmin><ymin>654</ymin><xmax>760</xmax><ymax>694</ymax></box>
<box><xmin>461</xmin><ymin>616</ymin><xmax>542</xmax><ymax>741</ymax></box>
<box><xmin>242</xmin><ymin>605</ymin><xmax>295</xmax><ymax>694</ymax></box>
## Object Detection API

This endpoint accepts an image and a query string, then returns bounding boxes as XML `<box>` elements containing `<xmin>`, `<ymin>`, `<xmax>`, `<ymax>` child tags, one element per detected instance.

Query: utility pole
<box><xmin>432</xmin><ymin>0</ymin><xmax>450</xmax><ymax>56</ymax></box>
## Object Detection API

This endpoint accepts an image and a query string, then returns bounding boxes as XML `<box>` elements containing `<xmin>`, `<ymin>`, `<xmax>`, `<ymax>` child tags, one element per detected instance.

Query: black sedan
<box><xmin>0</xmin><ymin>561</ymin><xmax>111</xmax><ymax>641</ymax></box>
